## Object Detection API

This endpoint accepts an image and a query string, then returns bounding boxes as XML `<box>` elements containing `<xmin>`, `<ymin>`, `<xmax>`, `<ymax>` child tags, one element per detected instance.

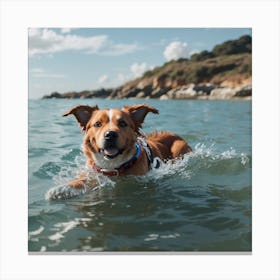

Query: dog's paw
<box><xmin>45</xmin><ymin>185</ymin><xmax>86</xmax><ymax>200</ymax></box>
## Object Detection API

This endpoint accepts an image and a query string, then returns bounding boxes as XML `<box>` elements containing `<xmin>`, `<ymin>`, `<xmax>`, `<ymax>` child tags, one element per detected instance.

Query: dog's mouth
<box><xmin>100</xmin><ymin>146</ymin><xmax>124</xmax><ymax>160</ymax></box>
<box><xmin>87</xmin><ymin>139</ymin><xmax>125</xmax><ymax>160</ymax></box>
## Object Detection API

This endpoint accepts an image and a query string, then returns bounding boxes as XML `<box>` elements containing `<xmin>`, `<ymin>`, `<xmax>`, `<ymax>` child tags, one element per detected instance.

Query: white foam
<box><xmin>48</xmin><ymin>155</ymin><xmax>116</xmax><ymax>200</ymax></box>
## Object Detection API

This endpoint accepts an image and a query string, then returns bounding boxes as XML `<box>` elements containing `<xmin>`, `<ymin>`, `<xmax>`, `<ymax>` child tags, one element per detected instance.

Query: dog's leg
<box><xmin>68</xmin><ymin>176</ymin><xmax>87</xmax><ymax>189</ymax></box>
<box><xmin>46</xmin><ymin>175</ymin><xmax>98</xmax><ymax>200</ymax></box>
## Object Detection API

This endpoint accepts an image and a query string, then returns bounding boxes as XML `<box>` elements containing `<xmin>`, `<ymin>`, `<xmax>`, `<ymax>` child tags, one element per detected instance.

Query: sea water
<box><xmin>28</xmin><ymin>99</ymin><xmax>251</xmax><ymax>252</ymax></box>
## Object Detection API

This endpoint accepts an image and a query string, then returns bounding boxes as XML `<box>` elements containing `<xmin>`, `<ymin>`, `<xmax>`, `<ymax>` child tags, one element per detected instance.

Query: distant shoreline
<box><xmin>42</xmin><ymin>82</ymin><xmax>252</xmax><ymax>101</ymax></box>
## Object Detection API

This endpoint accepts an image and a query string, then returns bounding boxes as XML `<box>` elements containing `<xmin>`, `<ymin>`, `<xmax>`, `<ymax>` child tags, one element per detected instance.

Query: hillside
<box><xmin>43</xmin><ymin>35</ymin><xmax>252</xmax><ymax>100</ymax></box>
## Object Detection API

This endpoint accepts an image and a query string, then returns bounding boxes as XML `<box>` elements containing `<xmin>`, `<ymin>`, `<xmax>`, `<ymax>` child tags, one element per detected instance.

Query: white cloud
<box><xmin>163</xmin><ymin>41</ymin><xmax>189</xmax><ymax>61</ymax></box>
<box><xmin>33</xmin><ymin>73</ymin><xmax>66</xmax><ymax>78</ymax></box>
<box><xmin>95</xmin><ymin>43</ymin><xmax>139</xmax><ymax>56</ymax></box>
<box><xmin>96</xmin><ymin>62</ymin><xmax>154</xmax><ymax>89</ymax></box>
<box><xmin>29</xmin><ymin>68</ymin><xmax>66</xmax><ymax>78</ymax></box>
<box><xmin>29</xmin><ymin>28</ymin><xmax>107</xmax><ymax>56</ymax></box>
<box><xmin>28</xmin><ymin>28</ymin><xmax>140</xmax><ymax>57</ymax></box>
<box><xmin>130</xmin><ymin>62</ymin><xmax>149</xmax><ymax>78</ymax></box>
<box><xmin>189</xmin><ymin>49</ymin><xmax>200</xmax><ymax>56</ymax></box>
<box><xmin>97</xmin><ymin>73</ymin><xmax>130</xmax><ymax>88</ymax></box>
<box><xmin>98</xmin><ymin>75</ymin><xmax>109</xmax><ymax>84</ymax></box>
<box><xmin>116</xmin><ymin>73</ymin><xmax>129</xmax><ymax>84</ymax></box>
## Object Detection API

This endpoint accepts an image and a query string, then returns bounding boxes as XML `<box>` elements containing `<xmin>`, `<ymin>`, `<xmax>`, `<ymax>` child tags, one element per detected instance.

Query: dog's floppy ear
<box><xmin>63</xmin><ymin>105</ymin><xmax>99</xmax><ymax>131</ymax></box>
<box><xmin>123</xmin><ymin>104</ymin><xmax>159</xmax><ymax>133</ymax></box>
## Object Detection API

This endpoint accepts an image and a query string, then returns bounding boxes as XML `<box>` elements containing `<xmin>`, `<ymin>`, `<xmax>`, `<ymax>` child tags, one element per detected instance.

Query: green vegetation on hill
<box><xmin>142</xmin><ymin>53</ymin><xmax>251</xmax><ymax>84</ymax></box>
<box><xmin>191</xmin><ymin>35</ymin><xmax>251</xmax><ymax>61</ymax></box>
<box><xmin>141</xmin><ymin>35</ymin><xmax>252</xmax><ymax>85</ymax></box>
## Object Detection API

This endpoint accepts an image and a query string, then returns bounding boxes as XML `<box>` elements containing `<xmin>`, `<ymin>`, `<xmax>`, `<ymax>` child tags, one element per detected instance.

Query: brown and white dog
<box><xmin>47</xmin><ymin>104</ymin><xmax>192</xmax><ymax>199</ymax></box>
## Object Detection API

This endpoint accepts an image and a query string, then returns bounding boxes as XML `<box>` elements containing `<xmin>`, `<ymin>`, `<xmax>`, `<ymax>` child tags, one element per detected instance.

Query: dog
<box><xmin>47</xmin><ymin>104</ymin><xmax>192</xmax><ymax>199</ymax></box>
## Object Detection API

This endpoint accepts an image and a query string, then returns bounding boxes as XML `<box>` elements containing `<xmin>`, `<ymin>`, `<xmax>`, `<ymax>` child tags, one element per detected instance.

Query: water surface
<box><xmin>28</xmin><ymin>99</ymin><xmax>251</xmax><ymax>252</ymax></box>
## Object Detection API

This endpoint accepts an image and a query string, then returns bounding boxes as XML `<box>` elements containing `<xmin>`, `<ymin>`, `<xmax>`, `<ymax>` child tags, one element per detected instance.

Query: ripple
<box><xmin>29</xmin><ymin>148</ymin><xmax>50</xmax><ymax>158</ymax></box>
<box><xmin>199</xmin><ymin>217</ymin><xmax>242</xmax><ymax>232</ymax></box>
<box><xmin>33</xmin><ymin>162</ymin><xmax>61</xmax><ymax>179</ymax></box>
<box><xmin>208</xmin><ymin>185</ymin><xmax>251</xmax><ymax>202</ymax></box>
<box><xmin>61</xmin><ymin>148</ymin><xmax>81</xmax><ymax>161</ymax></box>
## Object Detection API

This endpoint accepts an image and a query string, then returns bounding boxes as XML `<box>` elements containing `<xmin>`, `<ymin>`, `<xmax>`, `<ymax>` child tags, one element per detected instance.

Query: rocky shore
<box><xmin>42</xmin><ymin>81</ymin><xmax>251</xmax><ymax>101</ymax></box>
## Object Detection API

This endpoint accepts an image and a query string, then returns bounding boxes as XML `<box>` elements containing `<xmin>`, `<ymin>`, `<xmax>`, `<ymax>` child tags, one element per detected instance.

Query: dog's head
<box><xmin>63</xmin><ymin>104</ymin><xmax>158</xmax><ymax>168</ymax></box>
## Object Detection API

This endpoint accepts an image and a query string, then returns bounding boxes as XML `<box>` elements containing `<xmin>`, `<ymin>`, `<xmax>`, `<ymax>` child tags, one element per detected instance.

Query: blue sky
<box><xmin>28</xmin><ymin>28</ymin><xmax>251</xmax><ymax>99</ymax></box>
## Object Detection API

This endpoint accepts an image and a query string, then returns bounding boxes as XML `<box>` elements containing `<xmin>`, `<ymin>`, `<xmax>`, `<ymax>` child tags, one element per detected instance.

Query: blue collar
<box><xmin>117</xmin><ymin>142</ymin><xmax>141</xmax><ymax>171</ymax></box>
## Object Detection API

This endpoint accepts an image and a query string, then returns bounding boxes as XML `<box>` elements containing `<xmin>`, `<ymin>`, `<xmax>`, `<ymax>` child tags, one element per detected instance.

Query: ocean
<box><xmin>28</xmin><ymin>99</ymin><xmax>251</xmax><ymax>252</ymax></box>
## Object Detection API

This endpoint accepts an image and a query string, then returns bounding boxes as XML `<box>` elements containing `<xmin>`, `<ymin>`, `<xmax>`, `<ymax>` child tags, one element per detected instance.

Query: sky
<box><xmin>28</xmin><ymin>28</ymin><xmax>251</xmax><ymax>99</ymax></box>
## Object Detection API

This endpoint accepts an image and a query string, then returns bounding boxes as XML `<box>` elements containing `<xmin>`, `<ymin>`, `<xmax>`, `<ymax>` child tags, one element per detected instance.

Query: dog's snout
<box><xmin>104</xmin><ymin>131</ymin><xmax>118</xmax><ymax>142</ymax></box>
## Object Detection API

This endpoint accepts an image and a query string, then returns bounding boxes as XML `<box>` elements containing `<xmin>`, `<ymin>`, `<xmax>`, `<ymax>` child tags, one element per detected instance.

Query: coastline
<box><xmin>42</xmin><ymin>82</ymin><xmax>252</xmax><ymax>101</ymax></box>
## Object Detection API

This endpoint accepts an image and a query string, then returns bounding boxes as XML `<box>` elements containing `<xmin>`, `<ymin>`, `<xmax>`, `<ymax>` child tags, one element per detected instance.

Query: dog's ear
<box><xmin>63</xmin><ymin>105</ymin><xmax>99</xmax><ymax>131</ymax></box>
<box><xmin>123</xmin><ymin>104</ymin><xmax>159</xmax><ymax>132</ymax></box>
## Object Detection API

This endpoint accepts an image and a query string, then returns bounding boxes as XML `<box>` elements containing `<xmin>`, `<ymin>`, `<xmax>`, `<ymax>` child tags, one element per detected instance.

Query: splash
<box><xmin>194</xmin><ymin>143</ymin><xmax>250</xmax><ymax>164</ymax></box>
<box><xmin>46</xmin><ymin>154</ymin><xmax>116</xmax><ymax>200</ymax></box>
<box><xmin>46</xmin><ymin>142</ymin><xmax>250</xmax><ymax>199</ymax></box>
<box><xmin>140</xmin><ymin>142</ymin><xmax>250</xmax><ymax>184</ymax></box>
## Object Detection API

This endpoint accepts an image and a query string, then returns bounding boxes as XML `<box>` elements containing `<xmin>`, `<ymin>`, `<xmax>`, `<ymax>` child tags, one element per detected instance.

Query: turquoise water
<box><xmin>28</xmin><ymin>99</ymin><xmax>251</xmax><ymax>252</ymax></box>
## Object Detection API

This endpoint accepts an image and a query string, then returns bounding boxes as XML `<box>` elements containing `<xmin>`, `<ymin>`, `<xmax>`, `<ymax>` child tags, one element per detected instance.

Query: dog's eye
<box><xmin>118</xmin><ymin>120</ymin><xmax>127</xmax><ymax>128</ymax></box>
<box><xmin>93</xmin><ymin>121</ymin><xmax>102</xmax><ymax>128</ymax></box>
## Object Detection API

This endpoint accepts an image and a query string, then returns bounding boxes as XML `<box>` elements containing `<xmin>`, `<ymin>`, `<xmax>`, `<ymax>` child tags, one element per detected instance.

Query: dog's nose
<box><xmin>104</xmin><ymin>131</ymin><xmax>118</xmax><ymax>142</ymax></box>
